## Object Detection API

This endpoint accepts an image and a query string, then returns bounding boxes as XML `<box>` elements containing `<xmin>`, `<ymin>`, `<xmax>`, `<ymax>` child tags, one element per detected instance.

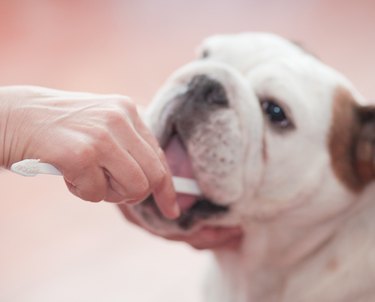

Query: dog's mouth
<box><xmin>142</xmin><ymin>195</ymin><xmax>229</xmax><ymax>229</ymax></box>
<box><xmin>141</xmin><ymin>132</ymin><xmax>229</xmax><ymax>230</ymax></box>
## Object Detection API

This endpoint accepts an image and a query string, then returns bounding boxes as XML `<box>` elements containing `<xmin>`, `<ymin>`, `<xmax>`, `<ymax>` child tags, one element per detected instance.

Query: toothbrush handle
<box><xmin>34</xmin><ymin>162</ymin><xmax>62</xmax><ymax>175</ymax></box>
<box><xmin>11</xmin><ymin>159</ymin><xmax>202</xmax><ymax>196</ymax></box>
<box><xmin>10</xmin><ymin>159</ymin><xmax>62</xmax><ymax>177</ymax></box>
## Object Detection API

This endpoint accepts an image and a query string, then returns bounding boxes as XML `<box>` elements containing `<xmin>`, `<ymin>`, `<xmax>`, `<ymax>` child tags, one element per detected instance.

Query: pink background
<box><xmin>1</xmin><ymin>1</ymin><xmax>375</xmax><ymax>301</ymax></box>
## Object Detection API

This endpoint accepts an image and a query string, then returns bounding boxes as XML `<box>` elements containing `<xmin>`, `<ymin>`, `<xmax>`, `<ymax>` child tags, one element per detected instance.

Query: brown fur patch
<box><xmin>329</xmin><ymin>88</ymin><xmax>362</xmax><ymax>192</ymax></box>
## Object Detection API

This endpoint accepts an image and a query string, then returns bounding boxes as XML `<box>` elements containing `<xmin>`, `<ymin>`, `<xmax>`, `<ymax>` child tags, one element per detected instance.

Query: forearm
<box><xmin>0</xmin><ymin>86</ymin><xmax>21</xmax><ymax>168</ymax></box>
<box><xmin>0</xmin><ymin>86</ymin><xmax>41</xmax><ymax>168</ymax></box>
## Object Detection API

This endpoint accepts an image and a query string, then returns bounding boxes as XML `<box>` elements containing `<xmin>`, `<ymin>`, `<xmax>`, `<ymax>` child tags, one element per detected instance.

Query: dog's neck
<box><xmin>207</xmin><ymin>185</ymin><xmax>375</xmax><ymax>302</ymax></box>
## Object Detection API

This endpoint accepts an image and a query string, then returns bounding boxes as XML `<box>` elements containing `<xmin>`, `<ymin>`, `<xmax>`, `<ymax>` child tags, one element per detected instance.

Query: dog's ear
<box><xmin>329</xmin><ymin>89</ymin><xmax>375</xmax><ymax>191</ymax></box>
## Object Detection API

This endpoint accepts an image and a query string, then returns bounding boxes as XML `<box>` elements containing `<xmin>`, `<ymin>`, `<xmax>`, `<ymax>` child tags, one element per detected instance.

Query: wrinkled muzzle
<box><xmin>137</xmin><ymin>61</ymin><xmax>263</xmax><ymax>230</ymax></box>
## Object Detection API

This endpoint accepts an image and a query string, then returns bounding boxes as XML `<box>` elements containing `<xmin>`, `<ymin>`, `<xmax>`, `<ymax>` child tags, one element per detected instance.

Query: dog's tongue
<box><xmin>164</xmin><ymin>136</ymin><xmax>198</xmax><ymax>212</ymax></box>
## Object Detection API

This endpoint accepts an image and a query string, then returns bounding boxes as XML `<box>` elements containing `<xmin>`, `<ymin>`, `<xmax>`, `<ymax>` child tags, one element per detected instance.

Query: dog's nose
<box><xmin>186</xmin><ymin>75</ymin><xmax>228</xmax><ymax>107</ymax></box>
<box><xmin>172</xmin><ymin>75</ymin><xmax>229</xmax><ymax>140</ymax></box>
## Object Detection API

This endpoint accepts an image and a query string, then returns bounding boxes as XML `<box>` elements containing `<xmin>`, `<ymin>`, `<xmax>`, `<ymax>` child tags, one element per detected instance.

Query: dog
<box><xmin>120</xmin><ymin>32</ymin><xmax>375</xmax><ymax>302</ymax></box>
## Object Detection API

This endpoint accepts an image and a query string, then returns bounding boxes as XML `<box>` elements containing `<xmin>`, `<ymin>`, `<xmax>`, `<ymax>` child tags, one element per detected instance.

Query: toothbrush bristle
<box><xmin>10</xmin><ymin>159</ymin><xmax>40</xmax><ymax>176</ymax></box>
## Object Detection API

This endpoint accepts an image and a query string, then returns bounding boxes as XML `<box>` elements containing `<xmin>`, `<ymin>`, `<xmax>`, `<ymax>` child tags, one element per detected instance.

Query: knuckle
<box><xmin>125</xmin><ymin>101</ymin><xmax>138</xmax><ymax>117</ymax></box>
<box><xmin>104</xmin><ymin>109</ymin><xmax>126</xmax><ymax>127</ymax></box>
<box><xmin>116</xmin><ymin>97</ymin><xmax>138</xmax><ymax>118</ymax></box>
<box><xmin>104</xmin><ymin>97</ymin><xmax>141</xmax><ymax>126</ymax></box>
<box><xmin>81</xmin><ymin>191</ymin><xmax>103</xmax><ymax>203</ymax></box>
<box><xmin>70</xmin><ymin>186</ymin><xmax>102</xmax><ymax>203</ymax></box>
<box><xmin>92</xmin><ymin>127</ymin><xmax>111</xmax><ymax>146</ymax></box>
<box><xmin>115</xmin><ymin>95</ymin><xmax>132</xmax><ymax>106</ymax></box>
<box><xmin>109</xmin><ymin>94</ymin><xmax>130</xmax><ymax>103</ymax></box>
<box><xmin>72</xmin><ymin>144</ymin><xmax>97</xmax><ymax>168</ymax></box>
<box><xmin>70</xmin><ymin>179</ymin><xmax>106</xmax><ymax>203</ymax></box>
<box><xmin>131</xmin><ymin>177</ymin><xmax>150</xmax><ymax>201</ymax></box>
<box><xmin>149</xmin><ymin>168</ymin><xmax>167</xmax><ymax>190</ymax></box>
<box><xmin>91</xmin><ymin>193</ymin><xmax>104</xmax><ymax>202</ymax></box>
<box><xmin>84</xmin><ymin>192</ymin><xmax>103</xmax><ymax>203</ymax></box>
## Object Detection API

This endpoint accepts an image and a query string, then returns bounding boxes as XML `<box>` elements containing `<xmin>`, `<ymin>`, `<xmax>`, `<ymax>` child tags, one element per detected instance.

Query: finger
<box><xmin>107</xmin><ymin>115</ymin><xmax>179</xmax><ymax>218</ymax></box>
<box><xmin>63</xmin><ymin>165</ymin><xmax>108</xmax><ymax>202</ymax></box>
<box><xmin>102</xmin><ymin>142</ymin><xmax>152</xmax><ymax>203</ymax></box>
<box><xmin>132</xmin><ymin>113</ymin><xmax>170</xmax><ymax>175</ymax></box>
<box><xmin>104</xmin><ymin>189</ymin><xmax>126</xmax><ymax>203</ymax></box>
<box><xmin>104</xmin><ymin>175</ymin><xmax>134</xmax><ymax>203</ymax></box>
<box><xmin>126</xmin><ymin>139</ymin><xmax>178</xmax><ymax>219</ymax></box>
<box><xmin>131</xmin><ymin>115</ymin><xmax>179</xmax><ymax>218</ymax></box>
<box><xmin>152</xmin><ymin>174</ymin><xmax>179</xmax><ymax>219</ymax></box>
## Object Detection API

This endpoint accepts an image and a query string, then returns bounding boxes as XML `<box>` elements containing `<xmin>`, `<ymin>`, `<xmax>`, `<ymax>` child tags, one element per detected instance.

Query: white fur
<box><xmin>132</xmin><ymin>33</ymin><xmax>375</xmax><ymax>301</ymax></box>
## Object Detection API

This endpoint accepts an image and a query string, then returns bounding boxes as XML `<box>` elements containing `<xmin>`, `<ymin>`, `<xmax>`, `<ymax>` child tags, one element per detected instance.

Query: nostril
<box><xmin>206</xmin><ymin>85</ymin><xmax>228</xmax><ymax>106</ymax></box>
<box><xmin>188</xmin><ymin>75</ymin><xmax>229</xmax><ymax>107</ymax></box>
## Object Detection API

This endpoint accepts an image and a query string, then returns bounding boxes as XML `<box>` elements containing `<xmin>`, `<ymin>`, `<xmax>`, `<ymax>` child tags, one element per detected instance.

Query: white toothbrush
<box><xmin>10</xmin><ymin>159</ymin><xmax>202</xmax><ymax>196</ymax></box>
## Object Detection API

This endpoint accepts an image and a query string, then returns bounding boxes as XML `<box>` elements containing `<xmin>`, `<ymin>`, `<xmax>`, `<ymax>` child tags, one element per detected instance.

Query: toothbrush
<box><xmin>10</xmin><ymin>159</ymin><xmax>202</xmax><ymax>196</ymax></box>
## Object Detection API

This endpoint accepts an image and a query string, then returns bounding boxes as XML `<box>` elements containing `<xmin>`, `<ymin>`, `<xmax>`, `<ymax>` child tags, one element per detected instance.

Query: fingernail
<box><xmin>169</xmin><ymin>202</ymin><xmax>181</xmax><ymax>219</ymax></box>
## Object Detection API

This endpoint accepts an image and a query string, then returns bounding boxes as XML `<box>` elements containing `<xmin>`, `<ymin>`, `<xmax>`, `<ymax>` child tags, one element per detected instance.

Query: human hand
<box><xmin>119</xmin><ymin>205</ymin><xmax>243</xmax><ymax>250</ymax></box>
<box><xmin>0</xmin><ymin>86</ymin><xmax>179</xmax><ymax>218</ymax></box>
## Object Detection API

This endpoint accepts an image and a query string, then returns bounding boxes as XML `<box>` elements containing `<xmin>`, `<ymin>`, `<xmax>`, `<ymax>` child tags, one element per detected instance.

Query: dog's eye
<box><xmin>261</xmin><ymin>99</ymin><xmax>291</xmax><ymax>129</ymax></box>
<box><xmin>201</xmin><ymin>50</ymin><xmax>210</xmax><ymax>59</ymax></box>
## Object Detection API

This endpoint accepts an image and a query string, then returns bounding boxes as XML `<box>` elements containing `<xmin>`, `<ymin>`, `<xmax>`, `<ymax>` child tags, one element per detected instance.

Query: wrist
<box><xmin>0</xmin><ymin>87</ymin><xmax>13</xmax><ymax>168</ymax></box>
<box><xmin>0</xmin><ymin>86</ymin><xmax>28</xmax><ymax>168</ymax></box>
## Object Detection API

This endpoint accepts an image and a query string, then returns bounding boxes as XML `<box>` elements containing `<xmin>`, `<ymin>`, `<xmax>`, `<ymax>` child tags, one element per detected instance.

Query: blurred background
<box><xmin>0</xmin><ymin>0</ymin><xmax>374</xmax><ymax>301</ymax></box>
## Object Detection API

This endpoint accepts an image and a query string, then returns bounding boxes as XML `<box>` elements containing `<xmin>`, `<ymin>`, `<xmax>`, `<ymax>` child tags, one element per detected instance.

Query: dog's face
<box><xmin>125</xmin><ymin>33</ymin><xmax>375</xmax><ymax>239</ymax></box>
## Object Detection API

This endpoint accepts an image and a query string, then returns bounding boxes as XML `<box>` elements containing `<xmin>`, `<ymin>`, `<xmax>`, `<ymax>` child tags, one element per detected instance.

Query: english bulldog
<box><xmin>119</xmin><ymin>32</ymin><xmax>375</xmax><ymax>302</ymax></box>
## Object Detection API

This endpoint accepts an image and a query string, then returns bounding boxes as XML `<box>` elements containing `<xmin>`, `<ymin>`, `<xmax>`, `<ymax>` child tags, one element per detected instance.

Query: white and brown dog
<box><xmin>120</xmin><ymin>33</ymin><xmax>375</xmax><ymax>302</ymax></box>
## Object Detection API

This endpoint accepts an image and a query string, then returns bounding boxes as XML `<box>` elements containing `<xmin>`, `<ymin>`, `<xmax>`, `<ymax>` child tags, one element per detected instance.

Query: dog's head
<box><xmin>125</xmin><ymin>33</ymin><xmax>375</xmax><ymax>239</ymax></box>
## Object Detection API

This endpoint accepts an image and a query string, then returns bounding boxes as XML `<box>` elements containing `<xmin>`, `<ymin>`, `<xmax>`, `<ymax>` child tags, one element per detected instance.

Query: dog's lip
<box><xmin>142</xmin><ymin>196</ymin><xmax>229</xmax><ymax>230</ymax></box>
<box><xmin>166</xmin><ymin>225</ymin><xmax>244</xmax><ymax>250</ymax></box>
